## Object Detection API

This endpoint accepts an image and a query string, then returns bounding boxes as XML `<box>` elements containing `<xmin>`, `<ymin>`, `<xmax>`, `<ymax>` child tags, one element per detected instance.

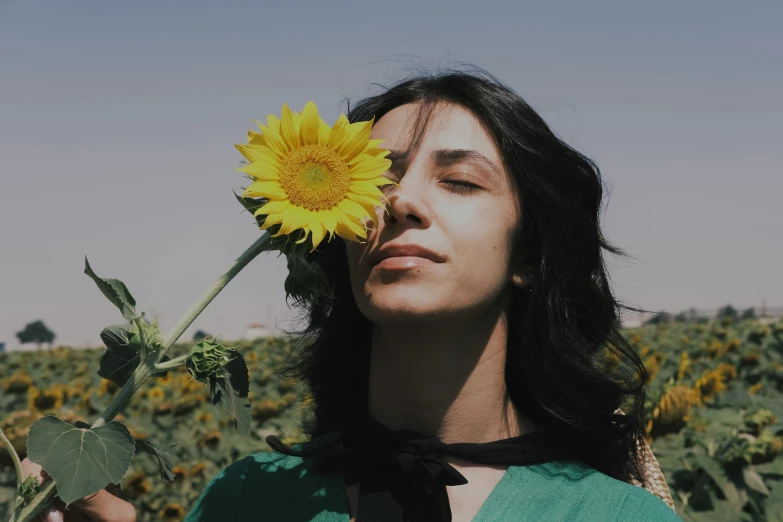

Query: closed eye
<box><xmin>444</xmin><ymin>179</ymin><xmax>481</xmax><ymax>194</ymax></box>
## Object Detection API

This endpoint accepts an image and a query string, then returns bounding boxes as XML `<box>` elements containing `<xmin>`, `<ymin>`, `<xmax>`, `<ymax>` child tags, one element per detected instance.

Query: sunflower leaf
<box><xmin>84</xmin><ymin>257</ymin><xmax>139</xmax><ymax>320</ymax></box>
<box><xmin>207</xmin><ymin>350</ymin><xmax>253</xmax><ymax>441</ymax></box>
<box><xmin>98</xmin><ymin>324</ymin><xmax>142</xmax><ymax>386</ymax></box>
<box><xmin>284</xmin><ymin>247</ymin><xmax>331</xmax><ymax>308</ymax></box>
<box><xmin>99</xmin><ymin>324</ymin><xmax>170</xmax><ymax>387</ymax></box>
<box><xmin>26</xmin><ymin>415</ymin><xmax>135</xmax><ymax>506</ymax></box>
<box><xmin>233</xmin><ymin>191</ymin><xmax>269</xmax><ymax>228</ymax></box>
<box><xmin>137</xmin><ymin>440</ymin><xmax>179</xmax><ymax>481</ymax></box>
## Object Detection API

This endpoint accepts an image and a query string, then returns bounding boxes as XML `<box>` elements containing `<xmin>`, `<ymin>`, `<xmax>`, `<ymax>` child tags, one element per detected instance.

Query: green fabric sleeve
<box><xmin>183</xmin><ymin>456</ymin><xmax>255</xmax><ymax>522</ymax></box>
<box><xmin>616</xmin><ymin>488</ymin><xmax>683</xmax><ymax>521</ymax></box>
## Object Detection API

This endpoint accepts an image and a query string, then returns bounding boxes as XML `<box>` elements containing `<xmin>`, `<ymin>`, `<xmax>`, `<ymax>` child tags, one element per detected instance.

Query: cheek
<box><xmin>450</xmin><ymin>222</ymin><xmax>515</xmax><ymax>292</ymax></box>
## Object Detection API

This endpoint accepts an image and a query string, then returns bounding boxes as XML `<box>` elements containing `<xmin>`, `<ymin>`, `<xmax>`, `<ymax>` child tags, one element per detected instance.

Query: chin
<box><xmin>359</xmin><ymin>288</ymin><xmax>456</xmax><ymax>323</ymax></box>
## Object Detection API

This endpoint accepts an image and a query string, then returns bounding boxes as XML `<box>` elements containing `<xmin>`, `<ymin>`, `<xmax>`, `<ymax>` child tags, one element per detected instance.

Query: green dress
<box><xmin>184</xmin><ymin>431</ymin><xmax>682</xmax><ymax>521</ymax></box>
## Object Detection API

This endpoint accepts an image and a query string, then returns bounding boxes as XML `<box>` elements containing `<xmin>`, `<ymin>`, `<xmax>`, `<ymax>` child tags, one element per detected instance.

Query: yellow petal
<box><xmin>356</xmin><ymin>139</ymin><xmax>387</xmax><ymax>157</ymax></box>
<box><xmin>293</xmin><ymin>112</ymin><xmax>302</xmax><ymax>136</ymax></box>
<box><xmin>267</xmin><ymin>114</ymin><xmax>281</xmax><ymax>133</ymax></box>
<box><xmin>327</xmin><ymin>115</ymin><xmax>351</xmax><ymax>149</ymax></box>
<box><xmin>274</xmin><ymin>206</ymin><xmax>311</xmax><ymax>236</ymax></box>
<box><xmin>366</xmin><ymin>176</ymin><xmax>398</xmax><ymax>188</ymax></box>
<box><xmin>300</xmin><ymin>101</ymin><xmax>320</xmax><ymax>147</ymax></box>
<box><xmin>248</xmin><ymin>130</ymin><xmax>264</xmax><ymax>145</ymax></box>
<box><xmin>294</xmin><ymin>226</ymin><xmax>310</xmax><ymax>244</ymax></box>
<box><xmin>238</xmin><ymin>160</ymin><xmax>281</xmax><ymax>182</ymax></box>
<box><xmin>259</xmin><ymin>211</ymin><xmax>285</xmax><ymax>230</ymax></box>
<box><xmin>243</xmin><ymin>181</ymin><xmax>287</xmax><ymax>200</ymax></box>
<box><xmin>333</xmin><ymin>206</ymin><xmax>367</xmax><ymax>242</ymax></box>
<box><xmin>349</xmin><ymin>181</ymin><xmax>386</xmax><ymax>199</ymax></box>
<box><xmin>318</xmin><ymin>120</ymin><xmax>331</xmax><ymax>147</ymax></box>
<box><xmin>235</xmin><ymin>143</ymin><xmax>278</xmax><ymax>164</ymax></box>
<box><xmin>253</xmin><ymin>120</ymin><xmax>287</xmax><ymax>157</ymax></box>
<box><xmin>253</xmin><ymin>199</ymin><xmax>290</xmax><ymax>217</ymax></box>
<box><xmin>346</xmin><ymin>190</ymin><xmax>386</xmax><ymax>207</ymax></box>
<box><xmin>346</xmin><ymin>193</ymin><xmax>380</xmax><ymax>228</ymax></box>
<box><xmin>280</xmin><ymin>104</ymin><xmax>300</xmax><ymax>151</ymax></box>
<box><xmin>308</xmin><ymin>217</ymin><xmax>325</xmax><ymax>252</ymax></box>
<box><xmin>339</xmin><ymin>119</ymin><xmax>375</xmax><ymax>162</ymax></box>
<box><xmin>338</xmin><ymin>199</ymin><xmax>371</xmax><ymax>221</ymax></box>
<box><xmin>318</xmin><ymin>209</ymin><xmax>338</xmax><ymax>240</ymax></box>
<box><xmin>349</xmin><ymin>157</ymin><xmax>392</xmax><ymax>180</ymax></box>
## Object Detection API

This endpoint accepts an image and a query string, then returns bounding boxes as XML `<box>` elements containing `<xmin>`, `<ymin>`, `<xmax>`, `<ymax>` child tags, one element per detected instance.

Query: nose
<box><xmin>382</xmin><ymin>181</ymin><xmax>431</xmax><ymax>229</ymax></box>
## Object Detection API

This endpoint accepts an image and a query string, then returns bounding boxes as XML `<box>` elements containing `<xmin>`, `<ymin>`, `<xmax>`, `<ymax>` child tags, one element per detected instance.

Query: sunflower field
<box><xmin>2</xmin><ymin>317</ymin><xmax>783</xmax><ymax>521</ymax></box>
<box><xmin>0</xmin><ymin>338</ymin><xmax>313</xmax><ymax>522</ymax></box>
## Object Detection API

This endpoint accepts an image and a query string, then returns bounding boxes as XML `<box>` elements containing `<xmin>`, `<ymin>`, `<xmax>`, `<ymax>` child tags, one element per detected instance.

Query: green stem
<box><xmin>134</xmin><ymin>317</ymin><xmax>148</xmax><ymax>361</ymax></box>
<box><xmin>159</xmin><ymin>232</ymin><xmax>271</xmax><ymax>355</ymax></box>
<box><xmin>0</xmin><ymin>427</ymin><xmax>22</xmax><ymax>521</ymax></box>
<box><xmin>154</xmin><ymin>354</ymin><xmax>189</xmax><ymax>371</ymax></box>
<box><xmin>14</xmin><ymin>231</ymin><xmax>271</xmax><ymax>522</ymax></box>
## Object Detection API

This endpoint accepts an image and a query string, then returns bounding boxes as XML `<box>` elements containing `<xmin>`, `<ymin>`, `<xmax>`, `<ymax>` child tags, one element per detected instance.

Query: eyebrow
<box><xmin>387</xmin><ymin>148</ymin><xmax>500</xmax><ymax>174</ymax></box>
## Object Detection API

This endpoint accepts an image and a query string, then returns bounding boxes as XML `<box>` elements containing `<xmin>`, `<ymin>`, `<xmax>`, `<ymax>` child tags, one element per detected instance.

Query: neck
<box><xmin>366</xmin><ymin>295</ymin><xmax>538</xmax><ymax>444</ymax></box>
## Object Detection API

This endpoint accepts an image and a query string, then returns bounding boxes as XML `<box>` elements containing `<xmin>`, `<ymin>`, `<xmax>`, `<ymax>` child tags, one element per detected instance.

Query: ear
<box><xmin>510</xmin><ymin>260</ymin><xmax>532</xmax><ymax>288</ymax></box>
<box><xmin>510</xmin><ymin>246</ymin><xmax>530</xmax><ymax>288</ymax></box>
<box><xmin>510</xmin><ymin>270</ymin><xmax>526</xmax><ymax>288</ymax></box>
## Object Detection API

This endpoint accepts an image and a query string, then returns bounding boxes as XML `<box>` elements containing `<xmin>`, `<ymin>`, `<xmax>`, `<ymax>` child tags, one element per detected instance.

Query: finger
<box><xmin>21</xmin><ymin>458</ymin><xmax>51</xmax><ymax>483</ymax></box>
<box><xmin>39</xmin><ymin>504</ymin><xmax>64</xmax><ymax>522</ymax></box>
<box><xmin>71</xmin><ymin>489</ymin><xmax>137</xmax><ymax>522</ymax></box>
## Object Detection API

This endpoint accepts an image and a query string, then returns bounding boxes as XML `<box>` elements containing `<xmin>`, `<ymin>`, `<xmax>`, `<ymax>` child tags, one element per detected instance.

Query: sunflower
<box><xmin>147</xmin><ymin>386</ymin><xmax>165</xmax><ymax>401</ymax></box>
<box><xmin>2</xmin><ymin>372</ymin><xmax>33</xmax><ymax>393</ymax></box>
<box><xmin>171</xmin><ymin>466</ymin><xmax>188</xmax><ymax>482</ymax></box>
<box><xmin>28</xmin><ymin>386</ymin><xmax>64</xmax><ymax>412</ymax></box>
<box><xmin>189</xmin><ymin>461</ymin><xmax>208</xmax><ymax>477</ymax></box>
<box><xmin>159</xmin><ymin>503</ymin><xmax>185</xmax><ymax>521</ymax></box>
<box><xmin>236</xmin><ymin>101</ymin><xmax>396</xmax><ymax>253</ymax></box>
<box><xmin>97</xmin><ymin>378</ymin><xmax>119</xmax><ymax>396</ymax></box>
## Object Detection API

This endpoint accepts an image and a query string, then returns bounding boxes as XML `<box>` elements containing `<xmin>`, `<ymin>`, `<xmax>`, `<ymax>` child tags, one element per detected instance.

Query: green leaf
<box><xmin>767</xmin><ymin>482</ymin><xmax>783</xmax><ymax>521</ymax></box>
<box><xmin>98</xmin><ymin>324</ymin><xmax>143</xmax><ymax>386</ymax></box>
<box><xmin>233</xmin><ymin>190</ymin><xmax>269</xmax><ymax>228</ymax></box>
<box><xmin>753</xmin><ymin>396</ymin><xmax>783</xmax><ymax>420</ymax></box>
<box><xmin>26</xmin><ymin>415</ymin><xmax>135</xmax><ymax>505</ymax></box>
<box><xmin>99</xmin><ymin>323</ymin><xmax>170</xmax><ymax>386</ymax></box>
<box><xmin>693</xmin><ymin>454</ymin><xmax>744</xmax><ymax>509</ymax></box>
<box><xmin>14</xmin><ymin>474</ymin><xmax>40</xmax><ymax>508</ymax></box>
<box><xmin>136</xmin><ymin>440</ymin><xmax>179</xmax><ymax>481</ymax></box>
<box><xmin>742</xmin><ymin>468</ymin><xmax>769</xmax><ymax>496</ymax></box>
<box><xmin>207</xmin><ymin>350</ymin><xmax>253</xmax><ymax>440</ymax></box>
<box><xmin>84</xmin><ymin>257</ymin><xmax>139</xmax><ymax>320</ymax></box>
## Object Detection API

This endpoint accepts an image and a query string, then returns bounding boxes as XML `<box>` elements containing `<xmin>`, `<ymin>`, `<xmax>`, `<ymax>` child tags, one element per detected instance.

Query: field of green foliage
<box><xmin>2</xmin><ymin>317</ymin><xmax>783</xmax><ymax>521</ymax></box>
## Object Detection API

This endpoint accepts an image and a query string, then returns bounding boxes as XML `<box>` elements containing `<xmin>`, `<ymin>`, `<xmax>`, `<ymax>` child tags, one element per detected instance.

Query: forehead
<box><xmin>370</xmin><ymin>102</ymin><xmax>501</xmax><ymax>163</ymax></box>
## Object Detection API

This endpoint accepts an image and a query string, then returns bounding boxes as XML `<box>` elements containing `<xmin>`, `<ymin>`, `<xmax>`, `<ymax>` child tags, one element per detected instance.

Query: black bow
<box><xmin>341</xmin><ymin>415</ymin><xmax>467</xmax><ymax>521</ymax></box>
<box><xmin>339</xmin><ymin>413</ymin><xmax>572</xmax><ymax>521</ymax></box>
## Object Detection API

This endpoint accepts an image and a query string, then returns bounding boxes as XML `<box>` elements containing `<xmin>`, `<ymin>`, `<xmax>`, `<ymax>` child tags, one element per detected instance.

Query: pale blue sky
<box><xmin>1</xmin><ymin>1</ymin><xmax>781</xmax><ymax>351</ymax></box>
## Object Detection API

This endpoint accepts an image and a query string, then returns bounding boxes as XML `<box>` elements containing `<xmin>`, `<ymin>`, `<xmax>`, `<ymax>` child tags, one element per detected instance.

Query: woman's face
<box><xmin>345</xmin><ymin>102</ymin><xmax>525</xmax><ymax>325</ymax></box>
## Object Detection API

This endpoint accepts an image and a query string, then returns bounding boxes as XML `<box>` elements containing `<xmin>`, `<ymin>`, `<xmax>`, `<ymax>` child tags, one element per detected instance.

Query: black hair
<box><xmin>266</xmin><ymin>63</ymin><xmax>652</xmax><ymax>484</ymax></box>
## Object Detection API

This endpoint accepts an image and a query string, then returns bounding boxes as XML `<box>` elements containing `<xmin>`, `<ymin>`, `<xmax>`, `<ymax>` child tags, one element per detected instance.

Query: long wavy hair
<box><xmin>265</xmin><ymin>64</ymin><xmax>652</xmax><ymax>484</ymax></box>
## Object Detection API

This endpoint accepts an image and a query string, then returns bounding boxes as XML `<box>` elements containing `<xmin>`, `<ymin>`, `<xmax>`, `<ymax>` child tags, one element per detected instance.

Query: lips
<box><xmin>370</xmin><ymin>243</ymin><xmax>445</xmax><ymax>267</ymax></box>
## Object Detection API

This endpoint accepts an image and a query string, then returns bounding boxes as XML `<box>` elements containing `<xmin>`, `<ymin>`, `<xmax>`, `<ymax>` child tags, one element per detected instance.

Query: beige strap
<box><xmin>615</xmin><ymin>408</ymin><xmax>676</xmax><ymax>512</ymax></box>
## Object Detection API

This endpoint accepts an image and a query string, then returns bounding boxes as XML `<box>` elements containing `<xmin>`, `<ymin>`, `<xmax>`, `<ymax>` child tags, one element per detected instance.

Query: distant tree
<box><xmin>644</xmin><ymin>311</ymin><xmax>671</xmax><ymax>325</ymax></box>
<box><xmin>16</xmin><ymin>320</ymin><xmax>56</xmax><ymax>349</ymax></box>
<box><xmin>675</xmin><ymin>307</ymin><xmax>703</xmax><ymax>323</ymax></box>
<box><xmin>193</xmin><ymin>329</ymin><xmax>211</xmax><ymax>342</ymax></box>
<box><xmin>716</xmin><ymin>305</ymin><xmax>739</xmax><ymax>320</ymax></box>
<box><xmin>741</xmin><ymin>307</ymin><xmax>757</xmax><ymax>320</ymax></box>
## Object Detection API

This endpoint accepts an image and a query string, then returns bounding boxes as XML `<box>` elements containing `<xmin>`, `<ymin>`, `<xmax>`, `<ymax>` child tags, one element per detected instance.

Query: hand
<box><xmin>20</xmin><ymin>457</ymin><xmax>137</xmax><ymax>522</ymax></box>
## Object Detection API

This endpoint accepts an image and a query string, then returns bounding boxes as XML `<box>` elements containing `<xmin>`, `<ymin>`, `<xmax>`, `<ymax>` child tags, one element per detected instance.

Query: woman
<box><xmin>24</xmin><ymin>66</ymin><xmax>681</xmax><ymax>521</ymax></box>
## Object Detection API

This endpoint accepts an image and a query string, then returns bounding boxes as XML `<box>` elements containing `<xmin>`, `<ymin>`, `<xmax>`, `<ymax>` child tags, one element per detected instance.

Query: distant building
<box><xmin>244</xmin><ymin>322</ymin><xmax>269</xmax><ymax>340</ymax></box>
